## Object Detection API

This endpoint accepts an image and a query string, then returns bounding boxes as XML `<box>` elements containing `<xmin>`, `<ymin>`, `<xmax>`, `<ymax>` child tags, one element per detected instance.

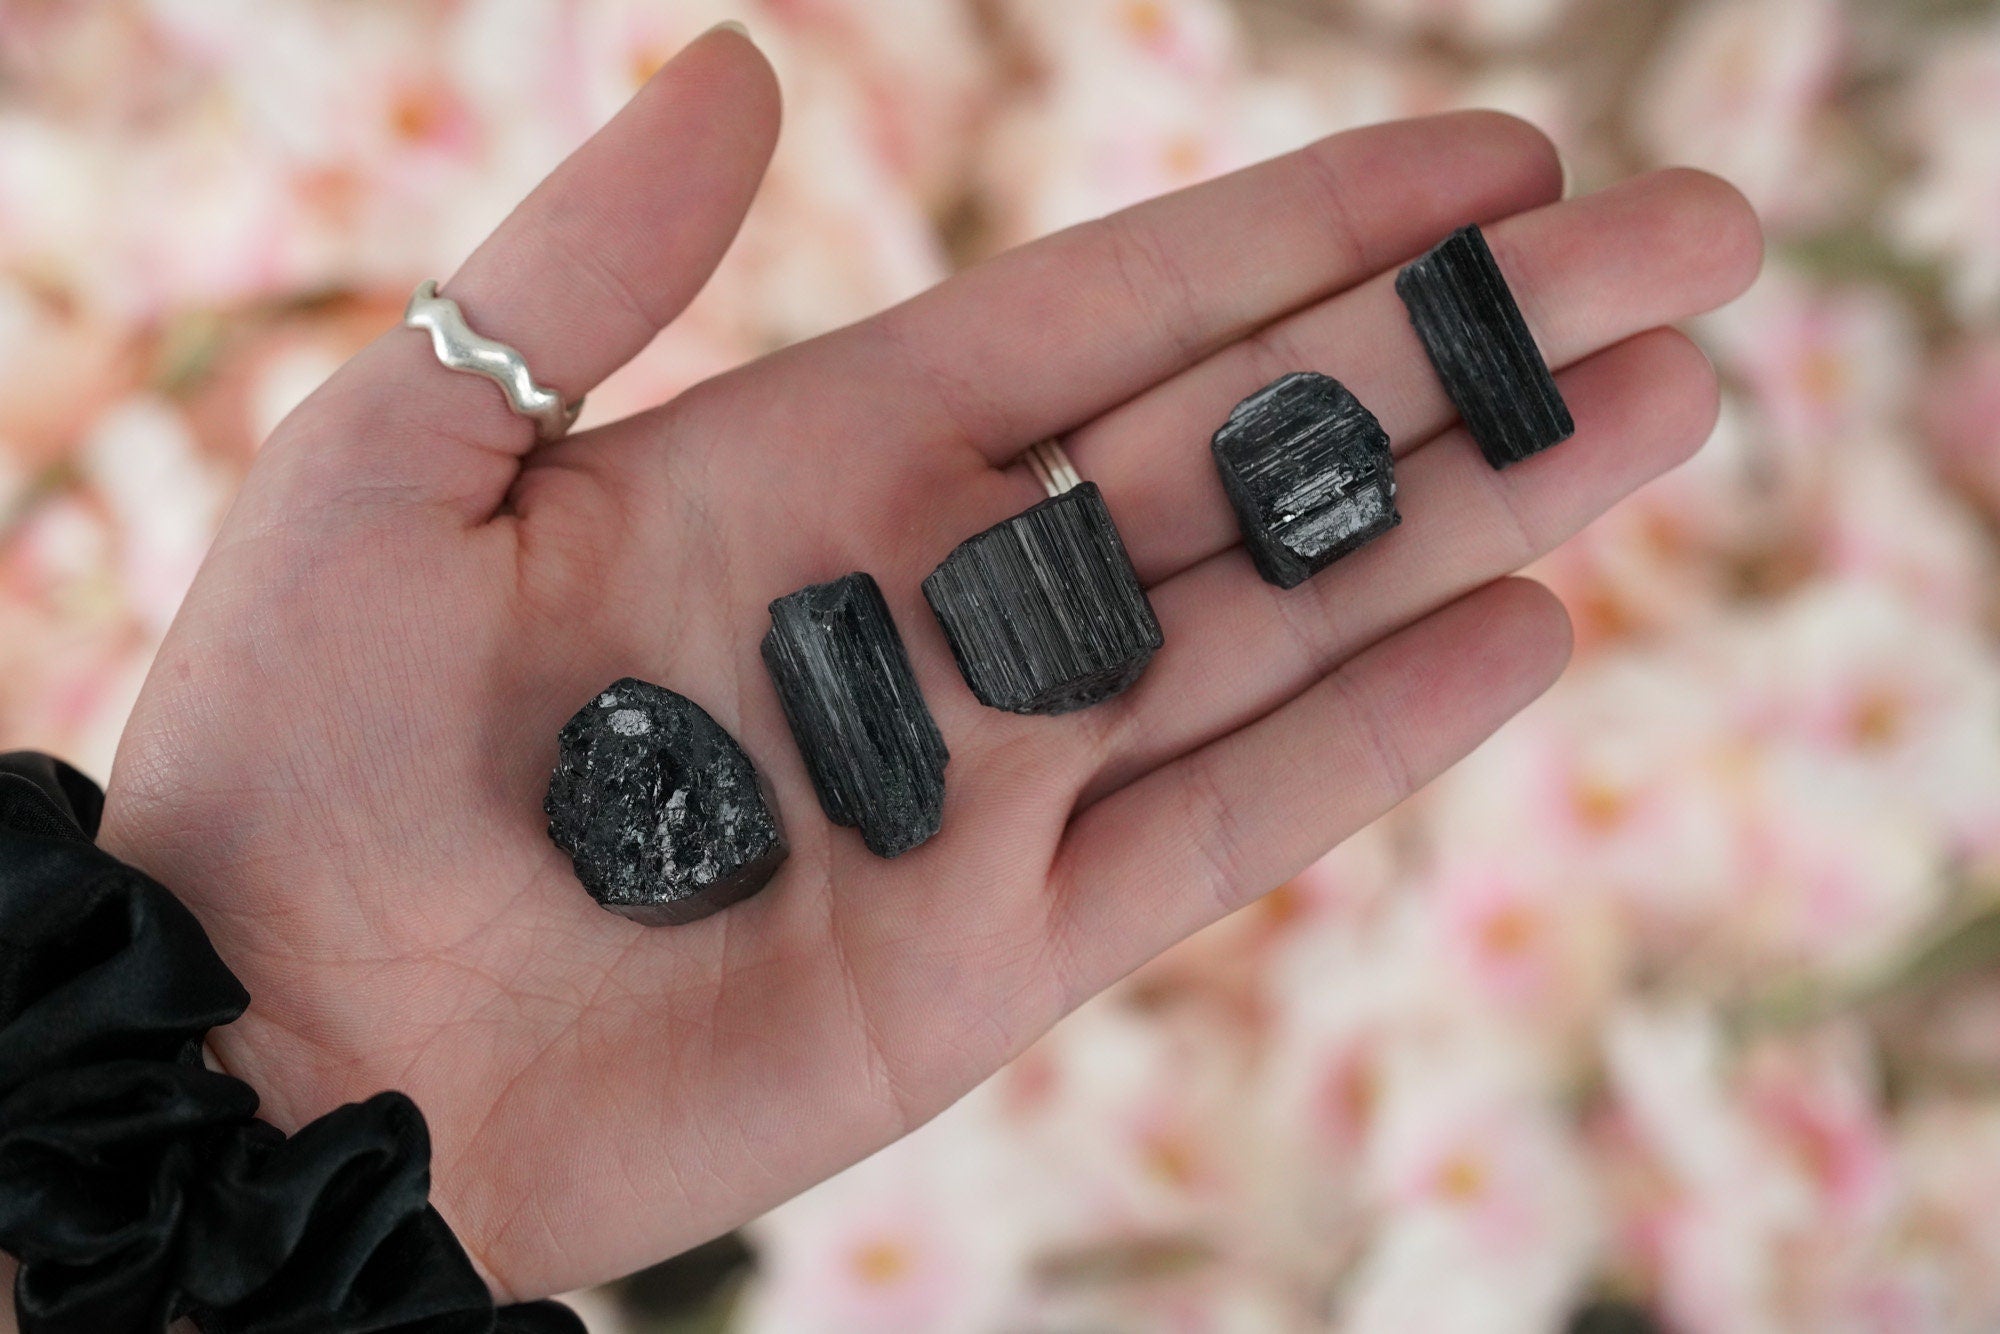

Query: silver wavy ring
<box><xmin>403</xmin><ymin>280</ymin><xmax>583</xmax><ymax>443</ymax></box>
<box><xmin>1022</xmin><ymin>437</ymin><xmax>1083</xmax><ymax>498</ymax></box>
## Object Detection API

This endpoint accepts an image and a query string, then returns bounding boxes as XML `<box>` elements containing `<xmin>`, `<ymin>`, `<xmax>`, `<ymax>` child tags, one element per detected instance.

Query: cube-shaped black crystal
<box><xmin>545</xmin><ymin>678</ymin><xmax>787</xmax><ymax>925</ymax></box>
<box><xmin>923</xmin><ymin>482</ymin><xmax>1163</xmax><ymax>715</ymax></box>
<box><xmin>1211</xmin><ymin>372</ymin><xmax>1400</xmax><ymax>589</ymax></box>
<box><xmin>1396</xmin><ymin>224</ymin><xmax>1574</xmax><ymax>469</ymax></box>
<box><xmin>763</xmin><ymin>573</ymin><xmax>949</xmax><ymax>858</ymax></box>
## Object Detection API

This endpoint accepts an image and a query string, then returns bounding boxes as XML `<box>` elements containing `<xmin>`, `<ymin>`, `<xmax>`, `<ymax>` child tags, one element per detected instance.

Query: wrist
<box><xmin>1</xmin><ymin>753</ymin><xmax>553</xmax><ymax>1328</ymax></box>
<box><xmin>92</xmin><ymin>802</ymin><xmax>267</xmax><ymax>1111</ymax></box>
<box><xmin>92</xmin><ymin>785</ymin><xmax>511</xmax><ymax>1301</ymax></box>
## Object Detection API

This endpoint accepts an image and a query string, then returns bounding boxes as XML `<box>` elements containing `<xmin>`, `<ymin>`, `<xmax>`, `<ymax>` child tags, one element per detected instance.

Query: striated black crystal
<box><xmin>545</xmin><ymin>678</ymin><xmax>787</xmax><ymax>925</ymax></box>
<box><xmin>1396</xmin><ymin>224</ymin><xmax>1575</xmax><ymax>469</ymax></box>
<box><xmin>762</xmin><ymin>573</ymin><xmax>949</xmax><ymax>858</ymax></box>
<box><xmin>1211</xmin><ymin>371</ymin><xmax>1400</xmax><ymax>589</ymax></box>
<box><xmin>923</xmin><ymin>482</ymin><xmax>1163</xmax><ymax>715</ymax></box>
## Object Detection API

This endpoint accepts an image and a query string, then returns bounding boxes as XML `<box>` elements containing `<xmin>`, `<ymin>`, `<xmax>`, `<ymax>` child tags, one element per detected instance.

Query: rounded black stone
<box><xmin>1211</xmin><ymin>371</ymin><xmax>1400</xmax><ymax>589</ymax></box>
<box><xmin>545</xmin><ymin>678</ymin><xmax>787</xmax><ymax>925</ymax></box>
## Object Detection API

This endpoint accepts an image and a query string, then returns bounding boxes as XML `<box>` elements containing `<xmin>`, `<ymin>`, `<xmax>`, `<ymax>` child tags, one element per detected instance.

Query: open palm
<box><xmin>97</xmin><ymin>30</ymin><xmax>1761</xmax><ymax>1300</ymax></box>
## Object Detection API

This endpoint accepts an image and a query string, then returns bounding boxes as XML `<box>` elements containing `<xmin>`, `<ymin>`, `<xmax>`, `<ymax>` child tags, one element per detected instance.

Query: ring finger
<box><xmin>1077</xmin><ymin>327</ymin><xmax>1719</xmax><ymax>799</ymax></box>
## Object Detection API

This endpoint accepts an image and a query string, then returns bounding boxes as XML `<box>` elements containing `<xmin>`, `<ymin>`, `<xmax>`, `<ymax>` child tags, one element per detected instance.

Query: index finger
<box><xmin>792</xmin><ymin>111</ymin><xmax>1564</xmax><ymax>467</ymax></box>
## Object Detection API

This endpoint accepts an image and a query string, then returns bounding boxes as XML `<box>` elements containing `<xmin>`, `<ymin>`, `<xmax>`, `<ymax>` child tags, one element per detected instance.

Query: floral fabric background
<box><xmin>4</xmin><ymin>0</ymin><xmax>2000</xmax><ymax>1330</ymax></box>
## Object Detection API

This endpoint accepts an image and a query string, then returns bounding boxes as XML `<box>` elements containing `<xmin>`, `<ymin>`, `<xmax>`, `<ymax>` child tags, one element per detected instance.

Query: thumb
<box><xmin>280</xmin><ymin>25</ymin><xmax>780</xmax><ymax>518</ymax></box>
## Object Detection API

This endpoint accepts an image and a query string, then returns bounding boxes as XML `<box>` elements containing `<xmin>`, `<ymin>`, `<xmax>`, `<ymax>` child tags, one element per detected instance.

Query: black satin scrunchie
<box><xmin>0</xmin><ymin>753</ymin><xmax>584</xmax><ymax>1334</ymax></box>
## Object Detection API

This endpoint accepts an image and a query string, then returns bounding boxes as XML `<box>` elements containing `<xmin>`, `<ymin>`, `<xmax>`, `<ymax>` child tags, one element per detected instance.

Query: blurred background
<box><xmin>3</xmin><ymin>0</ymin><xmax>1999</xmax><ymax>1329</ymax></box>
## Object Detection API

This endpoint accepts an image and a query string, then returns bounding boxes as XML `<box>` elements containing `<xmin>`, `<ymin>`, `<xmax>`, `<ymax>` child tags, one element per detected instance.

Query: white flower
<box><xmin>998</xmin><ymin>0</ymin><xmax>1242</xmax><ymax>88</ymax></box>
<box><xmin>1421</xmin><ymin>660</ymin><xmax>1744</xmax><ymax>954</ymax></box>
<box><xmin>726</xmin><ymin>65</ymin><xmax>949</xmax><ymax>343</ymax></box>
<box><xmin>1811</xmin><ymin>435</ymin><xmax>1993</xmax><ymax>627</ymax></box>
<box><xmin>1353</xmin><ymin>0</ymin><xmax>1574</xmax><ymax>49</ymax></box>
<box><xmin>1341</xmin><ymin>1029</ymin><xmax>1599</xmax><ymax>1334</ymax></box>
<box><xmin>568</xmin><ymin>0</ymin><xmax>741</xmax><ymax>130</ymax></box>
<box><xmin>247</xmin><ymin>338</ymin><xmax>348</xmax><ymax>446</ymax></box>
<box><xmin>0</xmin><ymin>494</ymin><xmax>142</xmax><ymax>774</ymax></box>
<box><xmin>1637</xmin><ymin>0</ymin><xmax>1845</xmax><ymax>222</ymax></box>
<box><xmin>757</xmin><ymin>0</ymin><xmax>994</xmax><ymax>207</ymax></box>
<box><xmin>1699</xmin><ymin>268</ymin><xmax>1917</xmax><ymax>454</ymax></box>
<box><xmin>0</xmin><ymin>277</ymin><xmax>131</xmax><ymax>465</ymax></box>
<box><xmin>80</xmin><ymin>397</ymin><xmax>227</xmax><ymax>636</ymax></box>
<box><xmin>1257</xmin><ymin>894</ymin><xmax>1438</xmax><ymax>1255</ymax></box>
<box><xmin>1895</xmin><ymin>18</ymin><xmax>2000</xmax><ymax>316</ymax></box>
<box><xmin>1602</xmin><ymin>1002</ymin><xmax>1806</xmax><ymax>1333</ymax></box>
<box><xmin>987</xmin><ymin>998</ymin><xmax>1256</xmax><ymax>1243</ymax></box>
<box><xmin>1730</xmin><ymin>581</ymin><xmax>2000</xmax><ymax>874</ymax></box>
<box><xmin>1920</xmin><ymin>336</ymin><xmax>2000</xmax><ymax>520</ymax></box>
<box><xmin>740</xmin><ymin>1088</ymin><xmax>1030</xmax><ymax>1334</ymax></box>
<box><xmin>1898</xmin><ymin>1101</ymin><xmax>2000</xmax><ymax>1328</ymax></box>
<box><xmin>1730</xmin><ymin>754</ymin><xmax>1945</xmax><ymax>980</ymax></box>
<box><xmin>977</xmin><ymin>70</ymin><xmax>1262</xmax><ymax>247</ymax></box>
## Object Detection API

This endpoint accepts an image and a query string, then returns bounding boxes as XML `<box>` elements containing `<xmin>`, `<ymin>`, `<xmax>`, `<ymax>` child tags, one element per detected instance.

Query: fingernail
<box><xmin>712</xmin><ymin>19</ymin><xmax>750</xmax><ymax>38</ymax></box>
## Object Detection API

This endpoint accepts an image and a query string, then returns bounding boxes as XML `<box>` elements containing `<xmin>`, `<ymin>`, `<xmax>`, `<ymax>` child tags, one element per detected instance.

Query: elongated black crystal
<box><xmin>1396</xmin><ymin>224</ymin><xmax>1574</xmax><ymax>469</ymax></box>
<box><xmin>923</xmin><ymin>482</ymin><xmax>1163</xmax><ymax>715</ymax></box>
<box><xmin>1211</xmin><ymin>372</ymin><xmax>1400</xmax><ymax>589</ymax></box>
<box><xmin>762</xmin><ymin>573</ymin><xmax>949</xmax><ymax>858</ymax></box>
<box><xmin>545</xmin><ymin>678</ymin><xmax>787</xmax><ymax>925</ymax></box>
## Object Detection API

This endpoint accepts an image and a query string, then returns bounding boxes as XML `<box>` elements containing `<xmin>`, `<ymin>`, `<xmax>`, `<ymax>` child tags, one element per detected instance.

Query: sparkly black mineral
<box><xmin>1211</xmin><ymin>371</ymin><xmax>1400</xmax><ymax>589</ymax></box>
<box><xmin>1396</xmin><ymin>224</ymin><xmax>1575</xmax><ymax>469</ymax></box>
<box><xmin>544</xmin><ymin>678</ymin><xmax>787</xmax><ymax>925</ymax></box>
<box><xmin>762</xmin><ymin>573</ymin><xmax>949</xmax><ymax>858</ymax></box>
<box><xmin>923</xmin><ymin>482</ymin><xmax>1163</xmax><ymax>715</ymax></box>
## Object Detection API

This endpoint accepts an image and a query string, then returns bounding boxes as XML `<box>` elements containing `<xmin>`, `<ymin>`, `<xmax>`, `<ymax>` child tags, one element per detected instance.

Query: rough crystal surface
<box><xmin>1211</xmin><ymin>371</ymin><xmax>1400</xmax><ymax>589</ymax></box>
<box><xmin>1396</xmin><ymin>224</ymin><xmax>1575</xmax><ymax>469</ymax></box>
<box><xmin>923</xmin><ymin>482</ymin><xmax>1163</xmax><ymax>715</ymax></box>
<box><xmin>545</xmin><ymin>678</ymin><xmax>787</xmax><ymax>925</ymax></box>
<box><xmin>762</xmin><ymin>572</ymin><xmax>949</xmax><ymax>858</ymax></box>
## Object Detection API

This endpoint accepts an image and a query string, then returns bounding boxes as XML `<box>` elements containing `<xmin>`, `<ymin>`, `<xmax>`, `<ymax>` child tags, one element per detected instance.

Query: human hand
<box><xmin>98</xmin><ymin>27</ymin><xmax>1761</xmax><ymax>1299</ymax></box>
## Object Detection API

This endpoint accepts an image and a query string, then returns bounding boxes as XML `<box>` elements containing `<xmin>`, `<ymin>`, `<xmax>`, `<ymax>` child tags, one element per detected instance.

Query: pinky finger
<box><xmin>1046</xmin><ymin>578</ymin><xmax>1573</xmax><ymax>996</ymax></box>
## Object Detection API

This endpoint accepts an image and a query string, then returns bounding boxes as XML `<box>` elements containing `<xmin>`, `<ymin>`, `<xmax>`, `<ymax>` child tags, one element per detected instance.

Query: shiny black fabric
<box><xmin>0</xmin><ymin>753</ymin><xmax>583</xmax><ymax>1334</ymax></box>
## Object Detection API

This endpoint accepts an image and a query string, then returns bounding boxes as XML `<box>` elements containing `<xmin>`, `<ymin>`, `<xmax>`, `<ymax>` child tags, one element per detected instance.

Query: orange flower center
<box><xmin>389</xmin><ymin>89</ymin><xmax>447</xmax><ymax>143</ymax></box>
<box><xmin>1121</xmin><ymin>0</ymin><xmax>1171</xmax><ymax>43</ymax></box>
<box><xmin>851</xmin><ymin>1239</ymin><xmax>913</xmax><ymax>1287</ymax></box>
<box><xmin>1436</xmin><ymin>1152</ymin><xmax>1488</xmax><ymax>1202</ymax></box>
<box><xmin>1144</xmin><ymin>1132</ymin><xmax>1199</xmax><ymax>1188</ymax></box>
<box><xmin>1479</xmin><ymin>903</ymin><xmax>1539</xmax><ymax>958</ymax></box>
<box><xmin>1320</xmin><ymin>1055</ymin><xmax>1377</xmax><ymax>1139</ymax></box>
<box><xmin>1164</xmin><ymin>133</ymin><xmax>1206</xmax><ymax>178</ymax></box>
<box><xmin>629</xmin><ymin>46</ymin><xmax>671</xmax><ymax>91</ymax></box>
<box><xmin>1258</xmin><ymin>881</ymin><xmax>1305</xmax><ymax>931</ymax></box>
<box><xmin>1799</xmin><ymin>345</ymin><xmax>1850</xmax><ymax>408</ymax></box>
<box><xmin>1849</xmin><ymin>687</ymin><xmax>1905</xmax><ymax>749</ymax></box>
<box><xmin>1573</xmin><ymin>778</ymin><xmax>1632</xmax><ymax>833</ymax></box>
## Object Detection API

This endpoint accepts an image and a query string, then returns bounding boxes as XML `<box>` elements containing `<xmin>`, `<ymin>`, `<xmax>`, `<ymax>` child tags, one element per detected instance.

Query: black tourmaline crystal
<box><xmin>762</xmin><ymin>573</ymin><xmax>949</xmax><ymax>858</ymax></box>
<box><xmin>1396</xmin><ymin>224</ymin><xmax>1574</xmax><ymax>469</ymax></box>
<box><xmin>1211</xmin><ymin>371</ymin><xmax>1400</xmax><ymax>589</ymax></box>
<box><xmin>545</xmin><ymin>678</ymin><xmax>787</xmax><ymax>925</ymax></box>
<box><xmin>923</xmin><ymin>482</ymin><xmax>1163</xmax><ymax>715</ymax></box>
